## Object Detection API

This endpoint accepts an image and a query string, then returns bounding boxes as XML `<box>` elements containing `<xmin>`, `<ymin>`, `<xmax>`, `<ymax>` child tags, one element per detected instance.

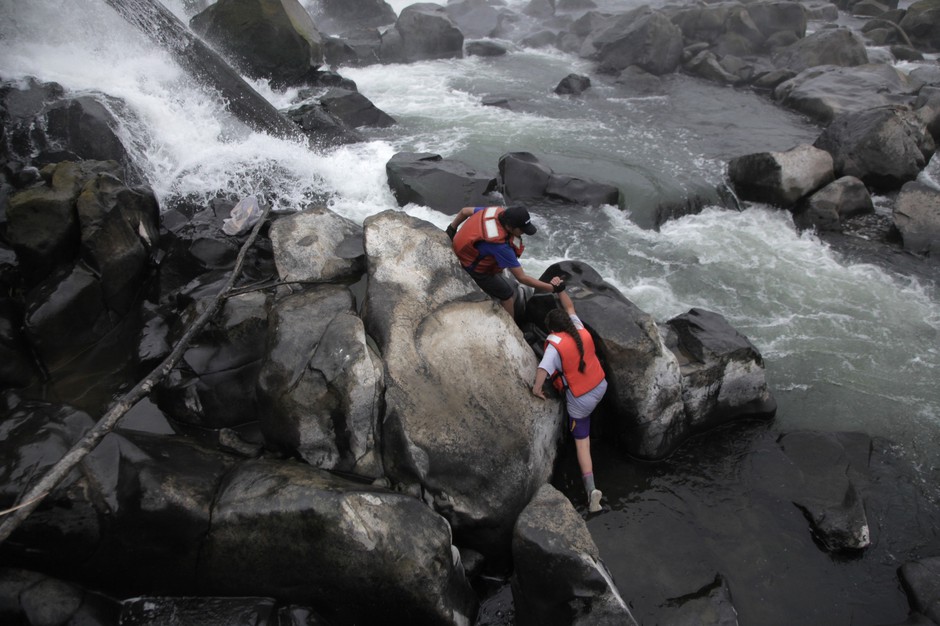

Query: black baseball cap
<box><xmin>502</xmin><ymin>205</ymin><xmax>537</xmax><ymax>235</ymax></box>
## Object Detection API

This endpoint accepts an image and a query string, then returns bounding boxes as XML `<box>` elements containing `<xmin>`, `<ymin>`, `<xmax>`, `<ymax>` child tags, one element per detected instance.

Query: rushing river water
<box><xmin>2</xmin><ymin>0</ymin><xmax>940</xmax><ymax>623</ymax></box>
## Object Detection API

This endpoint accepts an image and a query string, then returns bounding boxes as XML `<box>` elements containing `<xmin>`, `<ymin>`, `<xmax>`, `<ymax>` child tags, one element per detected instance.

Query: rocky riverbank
<box><xmin>2</xmin><ymin>0</ymin><xmax>940</xmax><ymax>624</ymax></box>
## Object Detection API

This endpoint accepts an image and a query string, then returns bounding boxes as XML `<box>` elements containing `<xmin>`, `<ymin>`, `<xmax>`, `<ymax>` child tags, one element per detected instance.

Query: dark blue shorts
<box><xmin>569</xmin><ymin>415</ymin><xmax>591</xmax><ymax>440</ymax></box>
<box><xmin>468</xmin><ymin>270</ymin><xmax>514</xmax><ymax>301</ymax></box>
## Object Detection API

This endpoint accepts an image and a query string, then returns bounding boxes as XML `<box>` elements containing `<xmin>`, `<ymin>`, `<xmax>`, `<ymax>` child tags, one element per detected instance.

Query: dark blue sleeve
<box><xmin>476</xmin><ymin>241</ymin><xmax>521</xmax><ymax>269</ymax></box>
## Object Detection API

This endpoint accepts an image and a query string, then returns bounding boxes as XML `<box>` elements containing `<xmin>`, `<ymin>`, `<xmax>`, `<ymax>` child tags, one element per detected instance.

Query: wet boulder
<box><xmin>284</xmin><ymin>100</ymin><xmax>365</xmax><ymax>147</ymax></box>
<box><xmin>554</xmin><ymin>73</ymin><xmax>591</xmax><ymax>95</ymax></box>
<box><xmin>793</xmin><ymin>175</ymin><xmax>873</xmax><ymax>232</ymax></box>
<box><xmin>898</xmin><ymin>557</ymin><xmax>940</xmax><ymax>623</ymax></box>
<box><xmin>727</xmin><ymin>144</ymin><xmax>835</xmax><ymax>208</ymax></box>
<box><xmin>319</xmin><ymin>87</ymin><xmax>396</xmax><ymax>128</ymax></box>
<box><xmin>75</xmin><ymin>171</ymin><xmax>160</xmax><ymax>314</ymax></box>
<box><xmin>0</xmin><ymin>403</ymin><xmax>237</xmax><ymax>592</ymax></box>
<box><xmin>771</xmin><ymin>27</ymin><xmax>869</xmax><ymax>73</ymax></box>
<box><xmin>446</xmin><ymin>0</ymin><xmax>504</xmax><ymax>38</ymax></box>
<box><xmin>200</xmin><ymin>458</ymin><xmax>478</xmax><ymax>624</ymax></box>
<box><xmin>385</xmin><ymin>151</ymin><xmax>498</xmax><ymax>214</ymax></box>
<box><xmin>156</xmin><ymin>197</ymin><xmax>276</xmax><ymax>301</ymax></box>
<box><xmin>892</xmin><ymin>181</ymin><xmax>940</xmax><ymax>256</ymax></box>
<box><xmin>778</xmin><ymin>431</ymin><xmax>872</xmax><ymax>552</ymax></box>
<box><xmin>663</xmin><ymin>308</ymin><xmax>776</xmax><ymax>431</ymax></box>
<box><xmin>898</xmin><ymin>0</ymin><xmax>940</xmax><ymax>52</ymax></box>
<box><xmin>269</xmin><ymin>204</ymin><xmax>365</xmax><ymax>282</ymax></box>
<box><xmin>684</xmin><ymin>50</ymin><xmax>742</xmax><ymax>85</ymax></box>
<box><xmin>5</xmin><ymin>161</ymin><xmax>116</xmax><ymax>286</ymax></box>
<box><xmin>813</xmin><ymin>105</ymin><xmax>935</xmax><ymax>191</ymax></box>
<box><xmin>511</xmin><ymin>484</ymin><xmax>639</xmax><ymax>626</ymax></box>
<box><xmin>465</xmin><ymin>40</ymin><xmax>509</xmax><ymax>56</ymax></box>
<box><xmin>308</xmin><ymin>0</ymin><xmax>397</xmax><ymax>34</ymax></box>
<box><xmin>190</xmin><ymin>0</ymin><xmax>324</xmax><ymax>87</ymax></box>
<box><xmin>498</xmin><ymin>152</ymin><xmax>621</xmax><ymax>207</ymax></box>
<box><xmin>152</xmin><ymin>291</ymin><xmax>270</xmax><ymax>430</ymax></box>
<box><xmin>362</xmin><ymin>210</ymin><xmax>561</xmax><ymax>559</ymax></box>
<box><xmin>746</xmin><ymin>1</ymin><xmax>808</xmax><ymax>41</ymax></box>
<box><xmin>591</xmin><ymin>9</ymin><xmax>684</xmax><ymax>76</ymax></box>
<box><xmin>0</xmin><ymin>569</ymin><xmax>120</xmax><ymax>625</ymax></box>
<box><xmin>0</xmin><ymin>298</ymin><xmax>36</xmax><ymax>388</ymax></box>
<box><xmin>773</xmin><ymin>63</ymin><xmax>916</xmax><ymax>124</ymax></box>
<box><xmin>393</xmin><ymin>3</ymin><xmax>465</xmax><ymax>63</ymax></box>
<box><xmin>532</xmin><ymin>260</ymin><xmax>687</xmax><ymax>460</ymax></box>
<box><xmin>257</xmin><ymin>284</ymin><xmax>383</xmax><ymax>478</ymax></box>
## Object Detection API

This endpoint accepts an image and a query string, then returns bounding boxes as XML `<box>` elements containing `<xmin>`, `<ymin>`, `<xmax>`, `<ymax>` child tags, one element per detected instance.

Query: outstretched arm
<box><xmin>509</xmin><ymin>266</ymin><xmax>563</xmax><ymax>293</ymax></box>
<box><xmin>557</xmin><ymin>287</ymin><xmax>576</xmax><ymax>315</ymax></box>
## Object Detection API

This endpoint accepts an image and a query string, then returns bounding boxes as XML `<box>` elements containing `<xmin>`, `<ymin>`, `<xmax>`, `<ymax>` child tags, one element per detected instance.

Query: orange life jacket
<box><xmin>452</xmin><ymin>206</ymin><xmax>524</xmax><ymax>275</ymax></box>
<box><xmin>544</xmin><ymin>328</ymin><xmax>605</xmax><ymax>397</ymax></box>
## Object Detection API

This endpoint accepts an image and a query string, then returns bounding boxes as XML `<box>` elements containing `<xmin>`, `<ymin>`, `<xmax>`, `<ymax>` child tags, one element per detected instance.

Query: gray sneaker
<box><xmin>589</xmin><ymin>489</ymin><xmax>603</xmax><ymax>513</ymax></box>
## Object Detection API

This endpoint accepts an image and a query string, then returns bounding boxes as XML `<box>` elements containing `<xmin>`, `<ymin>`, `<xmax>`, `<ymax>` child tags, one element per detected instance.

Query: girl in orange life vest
<box><xmin>532</xmin><ymin>287</ymin><xmax>608</xmax><ymax>513</ymax></box>
<box><xmin>446</xmin><ymin>205</ymin><xmax>563</xmax><ymax>316</ymax></box>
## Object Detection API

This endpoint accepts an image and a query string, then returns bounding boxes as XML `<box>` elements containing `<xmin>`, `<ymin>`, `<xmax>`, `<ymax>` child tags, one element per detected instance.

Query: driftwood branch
<box><xmin>0</xmin><ymin>205</ymin><xmax>272</xmax><ymax>544</ymax></box>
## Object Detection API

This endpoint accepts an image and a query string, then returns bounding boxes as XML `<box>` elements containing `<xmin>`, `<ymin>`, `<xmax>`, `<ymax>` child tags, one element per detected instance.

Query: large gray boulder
<box><xmin>269</xmin><ymin>204</ymin><xmax>365</xmax><ymax>283</ymax></box>
<box><xmin>664</xmin><ymin>308</ymin><xmax>776</xmax><ymax>429</ymax></box>
<box><xmin>257</xmin><ymin>285</ymin><xmax>384</xmax><ymax>478</ymax></box>
<box><xmin>394</xmin><ymin>3</ymin><xmax>465</xmax><ymax>63</ymax></box>
<box><xmin>511</xmin><ymin>484</ymin><xmax>639</xmax><ymax>626</ymax></box>
<box><xmin>727</xmin><ymin>144</ymin><xmax>835</xmax><ymax>207</ymax></box>
<box><xmin>319</xmin><ymin>87</ymin><xmax>396</xmax><ymax>128</ymax></box>
<box><xmin>308</xmin><ymin>0</ymin><xmax>397</xmax><ymax>34</ymax></box>
<box><xmin>899</xmin><ymin>557</ymin><xmax>940</xmax><ymax>624</ymax></box>
<box><xmin>813</xmin><ymin>105</ymin><xmax>935</xmax><ymax>191</ymax></box>
<box><xmin>362</xmin><ymin>210</ymin><xmax>561</xmax><ymax>558</ymax></box>
<box><xmin>898</xmin><ymin>0</ymin><xmax>940</xmax><ymax>52</ymax></box>
<box><xmin>591</xmin><ymin>9</ymin><xmax>684</xmax><ymax>75</ymax></box>
<box><xmin>772</xmin><ymin>27</ymin><xmax>869</xmax><ymax>73</ymax></box>
<box><xmin>773</xmin><ymin>63</ymin><xmax>917</xmax><ymax>124</ymax></box>
<box><xmin>498</xmin><ymin>152</ymin><xmax>621</xmax><ymax>207</ymax></box>
<box><xmin>190</xmin><ymin>0</ymin><xmax>324</xmax><ymax>87</ymax></box>
<box><xmin>201</xmin><ymin>458</ymin><xmax>478</xmax><ymax>624</ymax></box>
<box><xmin>386</xmin><ymin>152</ymin><xmax>498</xmax><ymax>214</ymax></box>
<box><xmin>794</xmin><ymin>175</ymin><xmax>873</xmax><ymax>231</ymax></box>
<box><xmin>153</xmin><ymin>290</ymin><xmax>270</xmax><ymax>430</ymax></box>
<box><xmin>892</xmin><ymin>181</ymin><xmax>940</xmax><ymax>256</ymax></box>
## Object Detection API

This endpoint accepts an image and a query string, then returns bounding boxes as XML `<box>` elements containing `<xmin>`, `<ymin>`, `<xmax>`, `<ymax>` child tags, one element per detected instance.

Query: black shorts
<box><xmin>468</xmin><ymin>270</ymin><xmax>514</xmax><ymax>301</ymax></box>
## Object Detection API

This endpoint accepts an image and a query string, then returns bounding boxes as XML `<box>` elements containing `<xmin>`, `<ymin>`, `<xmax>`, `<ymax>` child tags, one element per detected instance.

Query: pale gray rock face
<box><xmin>257</xmin><ymin>284</ymin><xmax>384</xmax><ymax>478</ymax></box>
<box><xmin>893</xmin><ymin>181</ymin><xmax>940</xmax><ymax>256</ymax></box>
<box><xmin>728</xmin><ymin>143</ymin><xmax>835</xmax><ymax>207</ymax></box>
<box><xmin>201</xmin><ymin>458</ymin><xmax>478</xmax><ymax>625</ymax></box>
<box><xmin>269</xmin><ymin>204</ymin><xmax>365</xmax><ymax>283</ymax></box>
<box><xmin>362</xmin><ymin>210</ymin><xmax>562</xmax><ymax>558</ymax></box>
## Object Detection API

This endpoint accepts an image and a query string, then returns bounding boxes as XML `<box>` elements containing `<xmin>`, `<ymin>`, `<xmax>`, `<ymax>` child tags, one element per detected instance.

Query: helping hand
<box><xmin>446</xmin><ymin>225</ymin><xmax>457</xmax><ymax>240</ymax></box>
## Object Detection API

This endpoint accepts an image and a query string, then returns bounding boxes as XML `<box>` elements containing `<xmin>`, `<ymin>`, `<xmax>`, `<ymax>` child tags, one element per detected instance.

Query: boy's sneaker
<box><xmin>589</xmin><ymin>489</ymin><xmax>603</xmax><ymax>513</ymax></box>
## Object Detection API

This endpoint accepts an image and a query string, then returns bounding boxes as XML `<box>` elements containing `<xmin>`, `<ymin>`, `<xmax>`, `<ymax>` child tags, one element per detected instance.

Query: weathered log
<box><xmin>103</xmin><ymin>0</ymin><xmax>301</xmax><ymax>140</ymax></box>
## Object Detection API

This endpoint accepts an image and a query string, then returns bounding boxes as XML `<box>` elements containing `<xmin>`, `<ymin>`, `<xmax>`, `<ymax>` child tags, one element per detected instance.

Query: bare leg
<box><xmin>575</xmin><ymin>437</ymin><xmax>602</xmax><ymax>513</ymax></box>
<box><xmin>574</xmin><ymin>437</ymin><xmax>593</xmax><ymax>476</ymax></box>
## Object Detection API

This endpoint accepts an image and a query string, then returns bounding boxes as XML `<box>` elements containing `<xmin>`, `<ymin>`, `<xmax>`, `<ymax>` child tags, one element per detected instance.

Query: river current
<box><xmin>2</xmin><ymin>0</ymin><xmax>940</xmax><ymax>623</ymax></box>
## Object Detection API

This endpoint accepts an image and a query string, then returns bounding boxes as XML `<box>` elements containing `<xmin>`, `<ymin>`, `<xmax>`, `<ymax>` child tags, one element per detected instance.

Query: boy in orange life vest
<box><xmin>446</xmin><ymin>205</ymin><xmax>563</xmax><ymax>316</ymax></box>
<box><xmin>532</xmin><ymin>287</ymin><xmax>608</xmax><ymax>513</ymax></box>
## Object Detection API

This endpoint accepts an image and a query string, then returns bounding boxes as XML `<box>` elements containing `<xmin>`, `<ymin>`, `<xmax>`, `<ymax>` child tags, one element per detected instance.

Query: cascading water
<box><xmin>3</xmin><ymin>0</ymin><xmax>940</xmax><ymax>622</ymax></box>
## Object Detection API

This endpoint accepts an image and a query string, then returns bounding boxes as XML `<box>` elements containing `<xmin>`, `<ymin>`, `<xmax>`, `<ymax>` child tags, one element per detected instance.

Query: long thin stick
<box><xmin>0</xmin><ymin>204</ymin><xmax>272</xmax><ymax>543</ymax></box>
